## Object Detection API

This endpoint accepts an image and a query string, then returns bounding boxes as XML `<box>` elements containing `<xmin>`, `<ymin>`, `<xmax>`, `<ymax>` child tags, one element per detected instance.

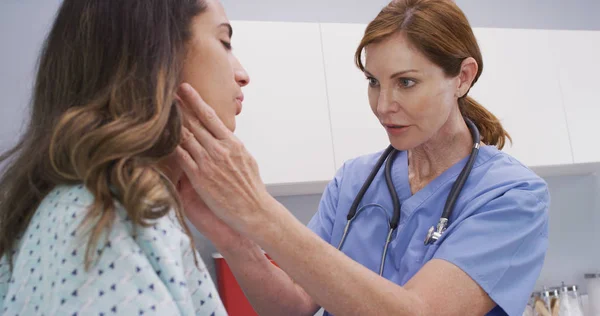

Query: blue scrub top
<box><xmin>308</xmin><ymin>145</ymin><xmax>549</xmax><ymax>316</ymax></box>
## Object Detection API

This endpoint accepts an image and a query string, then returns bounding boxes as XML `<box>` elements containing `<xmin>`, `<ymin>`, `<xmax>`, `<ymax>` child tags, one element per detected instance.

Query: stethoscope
<box><xmin>336</xmin><ymin>117</ymin><xmax>481</xmax><ymax>276</ymax></box>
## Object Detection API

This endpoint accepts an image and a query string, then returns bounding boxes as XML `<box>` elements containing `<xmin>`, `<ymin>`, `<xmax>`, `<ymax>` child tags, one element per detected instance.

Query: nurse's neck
<box><xmin>407</xmin><ymin>111</ymin><xmax>474</xmax><ymax>195</ymax></box>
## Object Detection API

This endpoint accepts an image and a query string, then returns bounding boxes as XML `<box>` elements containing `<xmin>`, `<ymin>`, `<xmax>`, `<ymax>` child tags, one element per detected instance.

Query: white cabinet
<box><xmin>320</xmin><ymin>23</ymin><xmax>390</xmax><ymax>170</ymax></box>
<box><xmin>552</xmin><ymin>30</ymin><xmax>600</xmax><ymax>164</ymax></box>
<box><xmin>225</xmin><ymin>21</ymin><xmax>598</xmax><ymax>195</ymax></box>
<box><xmin>322</xmin><ymin>25</ymin><xmax>576</xmax><ymax>170</ymax></box>
<box><xmin>230</xmin><ymin>21</ymin><xmax>335</xmax><ymax>192</ymax></box>
<box><xmin>469</xmin><ymin>28</ymin><xmax>573</xmax><ymax>167</ymax></box>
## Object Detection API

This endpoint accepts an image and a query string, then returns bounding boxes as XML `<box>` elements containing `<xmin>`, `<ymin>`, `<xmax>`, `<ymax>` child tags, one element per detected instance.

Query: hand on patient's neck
<box><xmin>407</xmin><ymin>112</ymin><xmax>473</xmax><ymax>194</ymax></box>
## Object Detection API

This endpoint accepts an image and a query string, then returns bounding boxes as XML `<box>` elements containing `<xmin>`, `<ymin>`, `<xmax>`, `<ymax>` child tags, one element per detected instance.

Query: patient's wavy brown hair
<box><xmin>0</xmin><ymin>0</ymin><xmax>207</xmax><ymax>270</ymax></box>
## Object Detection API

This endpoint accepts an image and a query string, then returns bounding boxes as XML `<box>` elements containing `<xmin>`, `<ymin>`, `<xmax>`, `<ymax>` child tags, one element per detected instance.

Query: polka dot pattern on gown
<box><xmin>0</xmin><ymin>185</ymin><xmax>227</xmax><ymax>315</ymax></box>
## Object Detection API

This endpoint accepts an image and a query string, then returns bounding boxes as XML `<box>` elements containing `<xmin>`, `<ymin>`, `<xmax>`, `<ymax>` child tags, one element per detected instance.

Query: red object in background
<box><xmin>213</xmin><ymin>252</ymin><xmax>278</xmax><ymax>316</ymax></box>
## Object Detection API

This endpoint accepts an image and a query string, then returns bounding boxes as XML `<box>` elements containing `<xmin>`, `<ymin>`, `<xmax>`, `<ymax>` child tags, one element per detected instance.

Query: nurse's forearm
<box><xmin>250</xmin><ymin>199</ymin><xmax>425</xmax><ymax>316</ymax></box>
<box><xmin>220</xmin><ymin>241</ymin><xmax>319</xmax><ymax>316</ymax></box>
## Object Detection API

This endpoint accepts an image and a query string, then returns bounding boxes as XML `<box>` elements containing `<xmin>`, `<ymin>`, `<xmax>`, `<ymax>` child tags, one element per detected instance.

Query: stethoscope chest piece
<box><xmin>424</xmin><ymin>218</ymin><xmax>448</xmax><ymax>245</ymax></box>
<box><xmin>424</xmin><ymin>226</ymin><xmax>437</xmax><ymax>245</ymax></box>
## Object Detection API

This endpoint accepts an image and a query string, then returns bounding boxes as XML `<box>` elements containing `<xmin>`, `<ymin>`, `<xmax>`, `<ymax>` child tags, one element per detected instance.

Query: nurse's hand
<box><xmin>177</xmin><ymin>173</ymin><xmax>255</xmax><ymax>254</ymax></box>
<box><xmin>175</xmin><ymin>83</ymin><xmax>277</xmax><ymax>235</ymax></box>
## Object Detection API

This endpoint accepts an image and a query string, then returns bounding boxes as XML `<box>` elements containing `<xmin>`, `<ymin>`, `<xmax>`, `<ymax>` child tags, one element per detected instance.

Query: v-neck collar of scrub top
<box><xmin>389</xmin><ymin>145</ymin><xmax>500</xmax><ymax>227</ymax></box>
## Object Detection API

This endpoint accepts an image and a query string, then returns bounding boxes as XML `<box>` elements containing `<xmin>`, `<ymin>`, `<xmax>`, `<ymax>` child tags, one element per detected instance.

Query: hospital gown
<box><xmin>0</xmin><ymin>184</ymin><xmax>227</xmax><ymax>316</ymax></box>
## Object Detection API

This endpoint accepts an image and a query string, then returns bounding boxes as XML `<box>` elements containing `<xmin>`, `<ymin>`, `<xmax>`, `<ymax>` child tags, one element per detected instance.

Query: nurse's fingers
<box><xmin>175</xmin><ymin>145</ymin><xmax>207</xmax><ymax>198</ymax></box>
<box><xmin>177</xmin><ymin>83</ymin><xmax>231</xmax><ymax>140</ymax></box>
<box><xmin>179</xmin><ymin>101</ymin><xmax>215</xmax><ymax>151</ymax></box>
<box><xmin>178</xmin><ymin>126</ymin><xmax>210</xmax><ymax>172</ymax></box>
<box><xmin>175</xmin><ymin>145</ymin><xmax>196</xmax><ymax>173</ymax></box>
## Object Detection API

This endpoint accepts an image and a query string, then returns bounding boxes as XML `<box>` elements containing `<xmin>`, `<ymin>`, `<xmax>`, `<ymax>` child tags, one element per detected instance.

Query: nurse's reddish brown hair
<box><xmin>355</xmin><ymin>0</ymin><xmax>511</xmax><ymax>149</ymax></box>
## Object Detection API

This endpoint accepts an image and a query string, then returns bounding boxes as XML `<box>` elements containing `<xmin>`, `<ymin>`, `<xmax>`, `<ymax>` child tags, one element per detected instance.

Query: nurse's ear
<box><xmin>455</xmin><ymin>57</ymin><xmax>478</xmax><ymax>98</ymax></box>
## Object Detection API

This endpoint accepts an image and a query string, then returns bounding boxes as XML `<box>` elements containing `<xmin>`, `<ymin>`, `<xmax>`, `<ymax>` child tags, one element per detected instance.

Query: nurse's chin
<box><xmin>387</xmin><ymin>136</ymin><xmax>423</xmax><ymax>152</ymax></box>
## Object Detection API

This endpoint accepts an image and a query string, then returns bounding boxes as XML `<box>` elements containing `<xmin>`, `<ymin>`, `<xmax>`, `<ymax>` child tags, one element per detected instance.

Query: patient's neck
<box><xmin>158</xmin><ymin>154</ymin><xmax>183</xmax><ymax>186</ymax></box>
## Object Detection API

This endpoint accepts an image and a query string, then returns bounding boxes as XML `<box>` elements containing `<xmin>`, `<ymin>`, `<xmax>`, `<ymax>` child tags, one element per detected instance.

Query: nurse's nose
<box><xmin>376</xmin><ymin>88</ymin><xmax>398</xmax><ymax>116</ymax></box>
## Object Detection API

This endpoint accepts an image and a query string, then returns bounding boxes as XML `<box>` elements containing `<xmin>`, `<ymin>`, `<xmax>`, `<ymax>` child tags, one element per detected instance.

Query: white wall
<box><xmin>2</xmin><ymin>0</ymin><xmax>600</xmax><ymax>156</ymax></box>
<box><xmin>539</xmin><ymin>172</ymin><xmax>600</xmax><ymax>293</ymax></box>
<box><xmin>0</xmin><ymin>0</ymin><xmax>63</xmax><ymax>155</ymax></box>
<box><xmin>222</xmin><ymin>0</ymin><xmax>600</xmax><ymax>30</ymax></box>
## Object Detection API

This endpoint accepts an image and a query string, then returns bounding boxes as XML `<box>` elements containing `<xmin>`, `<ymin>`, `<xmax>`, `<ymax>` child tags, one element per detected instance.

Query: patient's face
<box><xmin>181</xmin><ymin>0</ymin><xmax>250</xmax><ymax>132</ymax></box>
<box><xmin>163</xmin><ymin>0</ymin><xmax>250</xmax><ymax>184</ymax></box>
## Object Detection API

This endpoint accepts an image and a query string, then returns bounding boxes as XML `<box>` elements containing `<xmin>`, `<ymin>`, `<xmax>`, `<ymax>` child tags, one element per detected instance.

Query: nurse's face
<box><xmin>364</xmin><ymin>31</ymin><xmax>460</xmax><ymax>150</ymax></box>
<box><xmin>182</xmin><ymin>0</ymin><xmax>250</xmax><ymax>132</ymax></box>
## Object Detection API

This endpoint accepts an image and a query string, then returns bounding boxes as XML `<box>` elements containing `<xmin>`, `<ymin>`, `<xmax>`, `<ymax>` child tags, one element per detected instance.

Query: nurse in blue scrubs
<box><xmin>174</xmin><ymin>0</ymin><xmax>549</xmax><ymax>315</ymax></box>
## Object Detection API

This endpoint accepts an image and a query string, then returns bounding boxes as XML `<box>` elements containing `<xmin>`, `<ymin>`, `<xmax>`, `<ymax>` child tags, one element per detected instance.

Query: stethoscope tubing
<box><xmin>336</xmin><ymin>117</ymin><xmax>480</xmax><ymax>276</ymax></box>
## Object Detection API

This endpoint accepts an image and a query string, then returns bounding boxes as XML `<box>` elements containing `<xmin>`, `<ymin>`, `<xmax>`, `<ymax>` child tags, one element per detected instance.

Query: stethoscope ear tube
<box><xmin>425</xmin><ymin>117</ymin><xmax>480</xmax><ymax>245</ymax></box>
<box><xmin>441</xmin><ymin>117</ymin><xmax>480</xmax><ymax>220</ymax></box>
<box><xmin>384</xmin><ymin>149</ymin><xmax>400</xmax><ymax>229</ymax></box>
<box><xmin>346</xmin><ymin>145</ymin><xmax>396</xmax><ymax>221</ymax></box>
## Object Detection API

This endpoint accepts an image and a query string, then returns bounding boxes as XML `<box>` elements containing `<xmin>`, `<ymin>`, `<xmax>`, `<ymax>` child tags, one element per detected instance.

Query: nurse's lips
<box><xmin>383</xmin><ymin>123</ymin><xmax>410</xmax><ymax>135</ymax></box>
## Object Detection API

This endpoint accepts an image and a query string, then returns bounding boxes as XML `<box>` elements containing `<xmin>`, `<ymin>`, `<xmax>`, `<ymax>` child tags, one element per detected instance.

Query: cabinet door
<box><xmin>320</xmin><ymin>23</ymin><xmax>390</xmax><ymax>170</ymax></box>
<box><xmin>552</xmin><ymin>30</ymin><xmax>600</xmax><ymax>164</ymax></box>
<box><xmin>230</xmin><ymin>21</ymin><xmax>336</xmax><ymax>189</ymax></box>
<box><xmin>469</xmin><ymin>28</ymin><xmax>573</xmax><ymax>167</ymax></box>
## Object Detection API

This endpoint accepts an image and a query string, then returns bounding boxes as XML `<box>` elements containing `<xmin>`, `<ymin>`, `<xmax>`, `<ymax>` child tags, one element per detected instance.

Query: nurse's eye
<box><xmin>366</xmin><ymin>76</ymin><xmax>379</xmax><ymax>88</ymax></box>
<box><xmin>221</xmin><ymin>40</ymin><xmax>232</xmax><ymax>51</ymax></box>
<box><xmin>398</xmin><ymin>78</ymin><xmax>416</xmax><ymax>88</ymax></box>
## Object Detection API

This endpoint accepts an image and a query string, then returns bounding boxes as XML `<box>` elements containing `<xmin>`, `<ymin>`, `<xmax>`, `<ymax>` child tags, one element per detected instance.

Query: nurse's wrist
<box><xmin>217</xmin><ymin>235</ymin><xmax>261</xmax><ymax>259</ymax></box>
<box><xmin>239</xmin><ymin>192</ymin><xmax>279</xmax><ymax>233</ymax></box>
<box><xmin>248</xmin><ymin>197</ymin><xmax>298</xmax><ymax>248</ymax></box>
